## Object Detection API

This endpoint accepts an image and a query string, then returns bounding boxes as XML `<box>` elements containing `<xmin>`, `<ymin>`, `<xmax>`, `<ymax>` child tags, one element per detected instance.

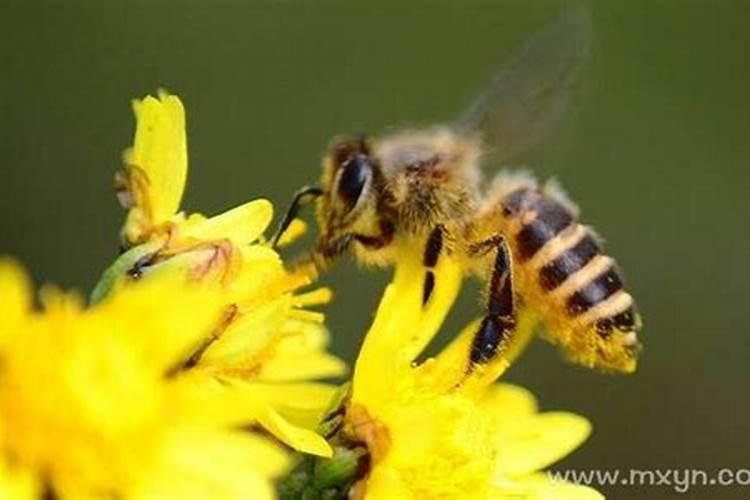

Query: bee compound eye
<box><xmin>337</xmin><ymin>155</ymin><xmax>371</xmax><ymax>208</ymax></box>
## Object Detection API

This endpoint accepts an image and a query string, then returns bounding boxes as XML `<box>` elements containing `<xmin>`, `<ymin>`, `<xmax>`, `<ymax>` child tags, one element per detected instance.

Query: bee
<box><xmin>274</xmin><ymin>9</ymin><xmax>642</xmax><ymax>373</ymax></box>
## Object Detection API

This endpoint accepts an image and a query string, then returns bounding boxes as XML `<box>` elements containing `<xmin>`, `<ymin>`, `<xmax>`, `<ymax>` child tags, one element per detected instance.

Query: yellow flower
<box><xmin>93</xmin><ymin>91</ymin><xmax>347</xmax><ymax>459</ymax></box>
<box><xmin>342</xmin><ymin>242</ymin><xmax>603</xmax><ymax>499</ymax></box>
<box><xmin>0</xmin><ymin>260</ymin><xmax>289</xmax><ymax>500</ymax></box>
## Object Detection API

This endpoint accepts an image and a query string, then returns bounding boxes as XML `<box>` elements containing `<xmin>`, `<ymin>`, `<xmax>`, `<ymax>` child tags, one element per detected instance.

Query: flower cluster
<box><xmin>0</xmin><ymin>92</ymin><xmax>343</xmax><ymax>499</ymax></box>
<box><xmin>0</xmin><ymin>91</ymin><xmax>603</xmax><ymax>499</ymax></box>
<box><xmin>0</xmin><ymin>263</ymin><xmax>291</xmax><ymax>499</ymax></box>
<box><xmin>341</xmin><ymin>243</ymin><xmax>601</xmax><ymax>499</ymax></box>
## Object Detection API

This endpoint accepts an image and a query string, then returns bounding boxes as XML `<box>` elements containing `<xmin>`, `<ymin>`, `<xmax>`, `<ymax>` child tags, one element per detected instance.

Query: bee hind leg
<box><xmin>467</xmin><ymin>235</ymin><xmax>517</xmax><ymax>368</ymax></box>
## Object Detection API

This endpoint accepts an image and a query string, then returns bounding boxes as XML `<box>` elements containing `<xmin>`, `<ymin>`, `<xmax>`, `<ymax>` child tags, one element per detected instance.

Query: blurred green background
<box><xmin>2</xmin><ymin>1</ymin><xmax>749</xmax><ymax>498</ymax></box>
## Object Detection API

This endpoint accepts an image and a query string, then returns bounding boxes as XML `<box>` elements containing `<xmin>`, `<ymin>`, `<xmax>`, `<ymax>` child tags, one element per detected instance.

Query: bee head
<box><xmin>316</xmin><ymin>136</ymin><xmax>382</xmax><ymax>258</ymax></box>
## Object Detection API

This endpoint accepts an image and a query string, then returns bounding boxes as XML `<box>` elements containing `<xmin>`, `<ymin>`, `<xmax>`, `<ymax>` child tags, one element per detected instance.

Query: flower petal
<box><xmin>493</xmin><ymin>412</ymin><xmax>592</xmax><ymax>477</ymax></box>
<box><xmin>123</xmin><ymin>92</ymin><xmax>187</xmax><ymax>228</ymax></box>
<box><xmin>242</xmin><ymin>382</ymin><xmax>339</xmax><ymax>430</ymax></box>
<box><xmin>0</xmin><ymin>259</ymin><xmax>31</xmax><ymax>346</ymax></box>
<box><xmin>478</xmin><ymin>383</ymin><xmax>538</xmax><ymax>420</ymax></box>
<box><xmin>182</xmin><ymin>199</ymin><xmax>273</xmax><ymax>247</ymax></box>
<box><xmin>352</xmin><ymin>242</ymin><xmax>461</xmax><ymax>406</ymax></box>
<box><xmin>199</xmin><ymin>296</ymin><xmax>290</xmax><ymax>368</ymax></box>
<box><xmin>0</xmin><ymin>463</ymin><xmax>38</xmax><ymax>500</ymax></box>
<box><xmin>256</xmin><ymin>405</ymin><xmax>333</xmax><ymax>457</ymax></box>
<box><xmin>275</xmin><ymin>218</ymin><xmax>308</xmax><ymax>247</ymax></box>
<box><xmin>493</xmin><ymin>472</ymin><xmax>604</xmax><ymax>500</ymax></box>
<box><xmin>135</xmin><ymin>428</ymin><xmax>286</xmax><ymax>500</ymax></box>
<box><xmin>257</xmin><ymin>323</ymin><xmax>346</xmax><ymax>381</ymax></box>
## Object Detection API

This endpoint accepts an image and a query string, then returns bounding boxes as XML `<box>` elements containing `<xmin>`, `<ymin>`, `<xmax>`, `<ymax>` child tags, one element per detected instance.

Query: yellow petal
<box><xmin>124</xmin><ymin>92</ymin><xmax>187</xmax><ymax>226</ymax></box>
<box><xmin>242</xmin><ymin>382</ymin><xmax>339</xmax><ymax>430</ymax></box>
<box><xmin>136</xmin><ymin>427</ymin><xmax>286</xmax><ymax>500</ymax></box>
<box><xmin>182</xmin><ymin>199</ymin><xmax>273</xmax><ymax>247</ymax></box>
<box><xmin>97</xmin><ymin>277</ymin><xmax>225</xmax><ymax>374</ymax></box>
<box><xmin>275</xmin><ymin>218</ymin><xmax>308</xmax><ymax>247</ymax></box>
<box><xmin>199</xmin><ymin>296</ymin><xmax>290</xmax><ymax>368</ymax></box>
<box><xmin>293</xmin><ymin>287</ymin><xmax>333</xmax><ymax>307</ymax></box>
<box><xmin>0</xmin><ymin>463</ymin><xmax>38</xmax><ymax>500</ymax></box>
<box><xmin>173</xmin><ymin>377</ymin><xmax>336</xmax><ymax>461</ymax></box>
<box><xmin>167</xmin><ymin>373</ymin><xmax>263</xmax><ymax>428</ymax></box>
<box><xmin>259</xmin><ymin>347</ymin><xmax>347</xmax><ymax>382</ymax></box>
<box><xmin>226</xmin><ymin>245</ymin><xmax>285</xmax><ymax>297</ymax></box>
<box><xmin>256</xmin><ymin>405</ymin><xmax>333</xmax><ymax>457</ymax></box>
<box><xmin>251</xmin><ymin>321</ymin><xmax>346</xmax><ymax>382</ymax></box>
<box><xmin>478</xmin><ymin>383</ymin><xmax>538</xmax><ymax>421</ymax></box>
<box><xmin>493</xmin><ymin>412</ymin><xmax>592</xmax><ymax>477</ymax></box>
<box><xmin>0</xmin><ymin>258</ymin><xmax>31</xmax><ymax>345</ymax></box>
<box><xmin>352</xmin><ymin>241</ymin><xmax>461</xmax><ymax>407</ymax></box>
<box><xmin>385</xmin><ymin>243</ymin><xmax>462</xmax><ymax>362</ymax></box>
<box><xmin>493</xmin><ymin>472</ymin><xmax>604</xmax><ymax>500</ymax></box>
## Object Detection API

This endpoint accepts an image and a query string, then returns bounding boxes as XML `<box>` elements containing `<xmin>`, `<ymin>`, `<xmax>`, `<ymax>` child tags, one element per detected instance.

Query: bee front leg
<box><xmin>421</xmin><ymin>224</ymin><xmax>446</xmax><ymax>306</ymax></box>
<box><xmin>468</xmin><ymin>235</ymin><xmax>516</xmax><ymax>367</ymax></box>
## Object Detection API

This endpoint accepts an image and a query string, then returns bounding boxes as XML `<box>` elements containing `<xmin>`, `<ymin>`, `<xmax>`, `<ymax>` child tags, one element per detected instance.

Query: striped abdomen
<box><xmin>501</xmin><ymin>186</ymin><xmax>641</xmax><ymax>371</ymax></box>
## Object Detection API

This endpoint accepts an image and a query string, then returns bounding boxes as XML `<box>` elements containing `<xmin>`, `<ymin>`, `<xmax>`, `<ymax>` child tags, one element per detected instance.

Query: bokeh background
<box><xmin>2</xmin><ymin>1</ymin><xmax>749</xmax><ymax>498</ymax></box>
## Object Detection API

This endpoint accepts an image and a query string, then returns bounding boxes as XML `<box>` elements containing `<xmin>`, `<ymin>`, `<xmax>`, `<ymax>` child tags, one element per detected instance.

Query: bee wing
<box><xmin>456</xmin><ymin>7</ymin><xmax>592</xmax><ymax>164</ymax></box>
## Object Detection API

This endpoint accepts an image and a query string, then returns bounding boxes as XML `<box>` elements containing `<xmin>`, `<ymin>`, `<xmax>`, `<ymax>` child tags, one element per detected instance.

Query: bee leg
<box><xmin>468</xmin><ymin>235</ymin><xmax>516</xmax><ymax>367</ymax></box>
<box><xmin>422</xmin><ymin>224</ymin><xmax>445</xmax><ymax>306</ymax></box>
<box><xmin>271</xmin><ymin>186</ymin><xmax>324</xmax><ymax>248</ymax></box>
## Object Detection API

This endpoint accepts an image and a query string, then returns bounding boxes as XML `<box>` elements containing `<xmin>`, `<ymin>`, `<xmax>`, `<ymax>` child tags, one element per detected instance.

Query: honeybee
<box><xmin>274</xmin><ymin>9</ymin><xmax>642</xmax><ymax>373</ymax></box>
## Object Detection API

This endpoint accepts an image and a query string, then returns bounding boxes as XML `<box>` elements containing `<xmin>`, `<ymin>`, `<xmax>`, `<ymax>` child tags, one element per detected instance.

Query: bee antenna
<box><xmin>271</xmin><ymin>186</ymin><xmax>324</xmax><ymax>249</ymax></box>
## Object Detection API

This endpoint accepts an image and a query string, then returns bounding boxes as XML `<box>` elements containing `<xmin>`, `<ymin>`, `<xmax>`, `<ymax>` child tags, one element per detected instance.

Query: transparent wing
<box><xmin>456</xmin><ymin>7</ymin><xmax>592</xmax><ymax>164</ymax></box>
